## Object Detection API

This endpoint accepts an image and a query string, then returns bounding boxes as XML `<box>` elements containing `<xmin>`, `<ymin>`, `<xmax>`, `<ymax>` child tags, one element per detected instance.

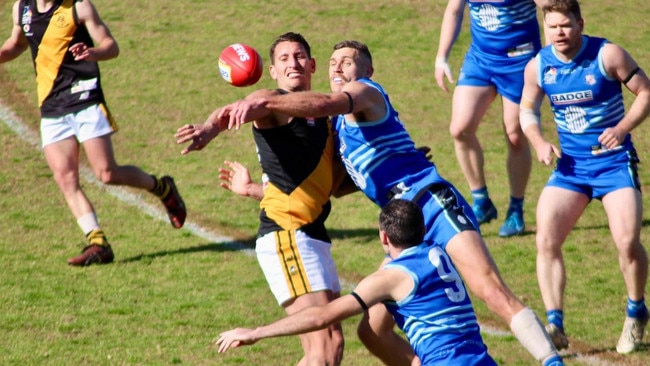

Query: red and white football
<box><xmin>218</xmin><ymin>43</ymin><xmax>263</xmax><ymax>87</ymax></box>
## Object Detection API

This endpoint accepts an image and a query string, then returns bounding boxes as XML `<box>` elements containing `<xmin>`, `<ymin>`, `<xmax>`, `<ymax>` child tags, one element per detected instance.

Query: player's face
<box><xmin>544</xmin><ymin>11</ymin><xmax>584</xmax><ymax>59</ymax></box>
<box><xmin>328</xmin><ymin>47</ymin><xmax>370</xmax><ymax>93</ymax></box>
<box><xmin>269</xmin><ymin>41</ymin><xmax>315</xmax><ymax>92</ymax></box>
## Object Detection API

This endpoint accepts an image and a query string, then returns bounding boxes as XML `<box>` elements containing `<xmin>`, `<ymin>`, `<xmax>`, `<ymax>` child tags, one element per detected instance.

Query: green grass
<box><xmin>1</xmin><ymin>0</ymin><xmax>649</xmax><ymax>365</ymax></box>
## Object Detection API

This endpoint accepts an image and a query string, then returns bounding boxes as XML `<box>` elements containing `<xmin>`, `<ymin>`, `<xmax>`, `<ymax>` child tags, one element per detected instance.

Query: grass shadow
<box><xmin>119</xmin><ymin>227</ymin><xmax>381</xmax><ymax>263</ymax></box>
<box><xmin>118</xmin><ymin>237</ymin><xmax>257</xmax><ymax>263</ymax></box>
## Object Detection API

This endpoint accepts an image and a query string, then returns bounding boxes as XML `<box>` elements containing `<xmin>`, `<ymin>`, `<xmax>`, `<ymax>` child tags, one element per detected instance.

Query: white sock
<box><xmin>510</xmin><ymin>307</ymin><xmax>559</xmax><ymax>362</ymax></box>
<box><xmin>77</xmin><ymin>212</ymin><xmax>100</xmax><ymax>235</ymax></box>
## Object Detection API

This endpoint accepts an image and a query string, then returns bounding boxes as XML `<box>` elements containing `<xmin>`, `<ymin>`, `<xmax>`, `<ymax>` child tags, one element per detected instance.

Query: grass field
<box><xmin>1</xmin><ymin>0</ymin><xmax>649</xmax><ymax>365</ymax></box>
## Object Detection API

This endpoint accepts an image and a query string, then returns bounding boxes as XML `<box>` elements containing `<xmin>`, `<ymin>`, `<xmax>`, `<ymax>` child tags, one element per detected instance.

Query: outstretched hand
<box><xmin>219</xmin><ymin>160</ymin><xmax>253</xmax><ymax>197</ymax></box>
<box><xmin>175</xmin><ymin>122</ymin><xmax>220</xmax><ymax>154</ymax></box>
<box><xmin>216</xmin><ymin>328</ymin><xmax>259</xmax><ymax>353</ymax></box>
<box><xmin>217</xmin><ymin>98</ymin><xmax>268</xmax><ymax>131</ymax></box>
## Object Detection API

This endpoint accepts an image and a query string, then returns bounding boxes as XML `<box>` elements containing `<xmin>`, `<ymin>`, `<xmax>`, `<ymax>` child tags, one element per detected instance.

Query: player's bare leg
<box><xmin>44</xmin><ymin>136</ymin><xmax>95</xmax><ymax>219</ymax></box>
<box><xmin>603</xmin><ymin>188</ymin><xmax>649</xmax><ymax>353</ymax></box>
<box><xmin>45</xmin><ymin>136</ymin><xmax>115</xmax><ymax>265</ymax></box>
<box><xmin>449</xmin><ymin>85</ymin><xmax>500</xmax><ymax>225</ymax></box>
<box><xmin>499</xmin><ymin>97</ymin><xmax>531</xmax><ymax>236</ymax></box>
<box><xmin>501</xmin><ymin>97</ymin><xmax>530</xmax><ymax>201</ymax></box>
<box><xmin>83</xmin><ymin>135</ymin><xmax>186</xmax><ymax>228</ymax></box>
<box><xmin>447</xmin><ymin>230</ymin><xmax>560</xmax><ymax>362</ymax></box>
<box><xmin>449</xmin><ymin>85</ymin><xmax>496</xmax><ymax>192</ymax></box>
<box><xmin>285</xmin><ymin>290</ymin><xmax>344</xmax><ymax>366</ymax></box>
<box><xmin>83</xmin><ymin>135</ymin><xmax>156</xmax><ymax>189</ymax></box>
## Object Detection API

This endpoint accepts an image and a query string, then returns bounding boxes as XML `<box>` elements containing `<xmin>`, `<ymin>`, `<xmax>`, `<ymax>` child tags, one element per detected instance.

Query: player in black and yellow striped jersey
<box><xmin>176</xmin><ymin>32</ymin><xmax>345</xmax><ymax>366</ymax></box>
<box><xmin>0</xmin><ymin>0</ymin><xmax>186</xmax><ymax>266</ymax></box>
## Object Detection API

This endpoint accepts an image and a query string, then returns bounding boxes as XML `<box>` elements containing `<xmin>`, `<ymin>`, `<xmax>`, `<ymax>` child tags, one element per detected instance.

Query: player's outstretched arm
<box><xmin>217</xmin><ymin>270</ymin><xmax>400</xmax><ymax>354</ymax></box>
<box><xmin>216</xmin><ymin>295</ymin><xmax>364</xmax><ymax>353</ymax></box>
<box><xmin>175</xmin><ymin>111</ymin><xmax>224</xmax><ymax>155</ymax></box>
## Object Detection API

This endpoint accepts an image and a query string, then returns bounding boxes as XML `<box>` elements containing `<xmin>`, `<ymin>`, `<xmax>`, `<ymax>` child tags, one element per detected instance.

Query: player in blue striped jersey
<box><xmin>217</xmin><ymin>199</ymin><xmax>497</xmax><ymax>366</ymax></box>
<box><xmin>435</xmin><ymin>0</ymin><xmax>548</xmax><ymax>237</ymax></box>
<box><xmin>519</xmin><ymin>0</ymin><xmax>650</xmax><ymax>354</ymax></box>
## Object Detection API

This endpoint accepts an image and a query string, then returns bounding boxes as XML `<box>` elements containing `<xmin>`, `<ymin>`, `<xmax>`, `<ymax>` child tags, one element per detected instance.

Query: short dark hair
<box><xmin>379</xmin><ymin>199</ymin><xmax>425</xmax><ymax>248</ymax></box>
<box><xmin>333</xmin><ymin>40</ymin><xmax>373</xmax><ymax>66</ymax></box>
<box><xmin>269</xmin><ymin>32</ymin><xmax>312</xmax><ymax>64</ymax></box>
<box><xmin>543</xmin><ymin>0</ymin><xmax>582</xmax><ymax>21</ymax></box>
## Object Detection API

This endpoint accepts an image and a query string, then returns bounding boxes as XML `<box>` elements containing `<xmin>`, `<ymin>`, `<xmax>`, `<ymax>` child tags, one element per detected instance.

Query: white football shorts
<box><xmin>40</xmin><ymin>103</ymin><xmax>117</xmax><ymax>148</ymax></box>
<box><xmin>256</xmin><ymin>229</ymin><xmax>341</xmax><ymax>306</ymax></box>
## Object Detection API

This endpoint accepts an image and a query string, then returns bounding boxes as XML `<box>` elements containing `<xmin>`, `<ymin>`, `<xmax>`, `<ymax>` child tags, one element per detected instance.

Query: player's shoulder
<box><xmin>244</xmin><ymin>88</ymin><xmax>281</xmax><ymax>100</ymax></box>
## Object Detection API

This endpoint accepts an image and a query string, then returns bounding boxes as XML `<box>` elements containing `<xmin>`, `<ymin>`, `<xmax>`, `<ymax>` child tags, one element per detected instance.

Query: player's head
<box><xmin>379</xmin><ymin>199</ymin><xmax>425</xmax><ymax>250</ymax></box>
<box><xmin>269</xmin><ymin>32</ymin><xmax>316</xmax><ymax>92</ymax></box>
<box><xmin>542</xmin><ymin>0</ymin><xmax>584</xmax><ymax>56</ymax></box>
<box><xmin>543</xmin><ymin>0</ymin><xmax>582</xmax><ymax>21</ymax></box>
<box><xmin>328</xmin><ymin>40</ymin><xmax>374</xmax><ymax>93</ymax></box>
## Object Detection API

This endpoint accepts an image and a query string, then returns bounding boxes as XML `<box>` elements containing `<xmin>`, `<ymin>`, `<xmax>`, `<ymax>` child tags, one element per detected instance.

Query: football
<box><xmin>218</xmin><ymin>43</ymin><xmax>263</xmax><ymax>87</ymax></box>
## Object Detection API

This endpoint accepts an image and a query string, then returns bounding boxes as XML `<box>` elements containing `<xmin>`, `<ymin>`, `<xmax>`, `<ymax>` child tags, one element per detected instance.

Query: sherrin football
<box><xmin>218</xmin><ymin>43</ymin><xmax>263</xmax><ymax>87</ymax></box>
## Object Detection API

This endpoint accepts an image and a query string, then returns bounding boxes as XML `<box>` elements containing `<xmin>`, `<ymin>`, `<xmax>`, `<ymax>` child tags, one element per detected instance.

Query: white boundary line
<box><xmin>0</xmin><ymin>99</ymin><xmax>616</xmax><ymax>365</ymax></box>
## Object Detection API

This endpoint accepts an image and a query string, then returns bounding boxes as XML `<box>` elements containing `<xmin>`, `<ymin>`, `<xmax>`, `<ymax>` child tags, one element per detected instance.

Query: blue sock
<box><xmin>471</xmin><ymin>187</ymin><xmax>490</xmax><ymax>207</ymax></box>
<box><xmin>543</xmin><ymin>355</ymin><xmax>564</xmax><ymax>366</ymax></box>
<box><xmin>626</xmin><ymin>297</ymin><xmax>648</xmax><ymax>318</ymax></box>
<box><xmin>508</xmin><ymin>196</ymin><xmax>524</xmax><ymax>214</ymax></box>
<box><xmin>547</xmin><ymin>309</ymin><xmax>564</xmax><ymax>330</ymax></box>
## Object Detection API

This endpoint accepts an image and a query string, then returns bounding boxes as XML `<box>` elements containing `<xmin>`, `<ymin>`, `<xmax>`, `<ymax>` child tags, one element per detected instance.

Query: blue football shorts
<box><xmin>416</xmin><ymin>184</ymin><xmax>480</xmax><ymax>249</ymax></box>
<box><xmin>457</xmin><ymin>49</ymin><xmax>532</xmax><ymax>104</ymax></box>
<box><xmin>547</xmin><ymin>148</ymin><xmax>641</xmax><ymax>199</ymax></box>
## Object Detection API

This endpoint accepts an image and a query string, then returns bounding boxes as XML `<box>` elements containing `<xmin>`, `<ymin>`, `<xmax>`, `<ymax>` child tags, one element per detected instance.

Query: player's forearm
<box><xmin>0</xmin><ymin>43</ymin><xmax>24</xmax><ymax>63</ymax></box>
<box><xmin>92</xmin><ymin>38</ymin><xmax>119</xmax><ymax>61</ymax></box>
<box><xmin>436</xmin><ymin>1</ymin><xmax>464</xmax><ymax>60</ymax></box>
<box><xmin>618</xmin><ymin>88</ymin><xmax>650</xmax><ymax>134</ymax></box>
<box><xmin>252</xmin><ymin>307</ymin><xmax>331</xmax><ymax>340</ymax></box>
<box><xmin>265</xmin><ymin>91</ymin><xmax>347</xmax><ymax>118</ymax></box>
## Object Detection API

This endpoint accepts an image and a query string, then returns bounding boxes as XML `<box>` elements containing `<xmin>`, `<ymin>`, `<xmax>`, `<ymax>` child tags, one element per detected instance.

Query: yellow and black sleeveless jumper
<box><xmin>253</xmin><ymin>99</ymin><xmax>334</xmax><ymax>243</ymax></box>
<box><xmin>19</xmin><ymin>0</ymin><xmax>107</xmax><ymax>118</ymax></box>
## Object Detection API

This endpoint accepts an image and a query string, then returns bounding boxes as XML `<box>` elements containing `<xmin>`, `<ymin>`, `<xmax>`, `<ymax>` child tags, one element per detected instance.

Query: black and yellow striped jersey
<box><xmin>19</xmin><ymin>0</ymin><xmax>106</xmax><ymax>117</ymax></box>
<box><xmin>253</xmin><ymin>115</ymin><xmax>334</xmax><ymax>242</ymax></box>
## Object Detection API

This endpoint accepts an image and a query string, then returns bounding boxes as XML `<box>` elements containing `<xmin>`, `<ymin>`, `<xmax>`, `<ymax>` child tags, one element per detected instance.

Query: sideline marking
<box><xmin>0</xmin><ymin>99</ymin><xmax>616</xmax><ymax>365</ymax></box>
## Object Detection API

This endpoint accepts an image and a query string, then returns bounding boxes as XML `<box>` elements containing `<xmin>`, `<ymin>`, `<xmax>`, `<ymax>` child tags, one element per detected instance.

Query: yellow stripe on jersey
<box><xmin>275</xmin><ymin>230</ymin><xmax>310</xmax><ymax>298</ymax></box>
<box><xmin>35</xmin><ymin>0</ymin><xmax>76</xmax><ymax>107</ymax></box>
<box><xmin>261</xmin><ymin>128</ymin><xmax>334</xmax><ymax>230</ymax></box>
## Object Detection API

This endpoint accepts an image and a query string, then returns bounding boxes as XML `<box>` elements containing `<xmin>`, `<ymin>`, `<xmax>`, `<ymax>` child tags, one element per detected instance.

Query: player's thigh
<box><xmin>445</xmin><ymin>230</ymin><xmax>498</xmax><ymax>282</ymax></box>
<box><xmin>501</xmin><ymin>97</ymin><xmax>524</xmax><ymax>136</ymax></box>
<box><xmin>535</xmin><ymin>186</ymin><xmax>588</xmax><ymax>247</ymax></box>
<box><xmin>82</xmin><ymin>134</ymin><xmax>118</xmax><ymax>173</ymax></box>
<box><xmin>450</xmin><ymin>85</ymin><xmax>497</xmax><ymax>135</ymax></box>
<box><xmin>43</xmin><ymin>136</ymin><xmax>81</xmax><ymax>178</ymax></box>
<box><xmin>602</xmin><ymin>188</ymin><xmax>642</xmax><ymax>246</ymax></box>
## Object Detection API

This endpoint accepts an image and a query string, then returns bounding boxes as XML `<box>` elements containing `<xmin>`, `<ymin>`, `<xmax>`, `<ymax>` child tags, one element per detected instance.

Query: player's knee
<box><xmin>449</xmin><ymin>122</ymin><xmax>473</xmax><ymax>141</ymax></box>
<box><xmin>536</xmin><ymin>236</ymin><xmax>562</xmax><ymax>255</ymax></box>
<box><xmin>506</xmin><ymin>130</ymin><xmax>529</xmax><ymax>151</ymax></box>
<box><xmin>94</xmin><ymin>167</ymin><xmax>120</xmax><ymax>185</ymax></box>
<box><xmin>51</xmin><ymin>170</ymin><xmax>81</xmax><ymax>193</ymax></box>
